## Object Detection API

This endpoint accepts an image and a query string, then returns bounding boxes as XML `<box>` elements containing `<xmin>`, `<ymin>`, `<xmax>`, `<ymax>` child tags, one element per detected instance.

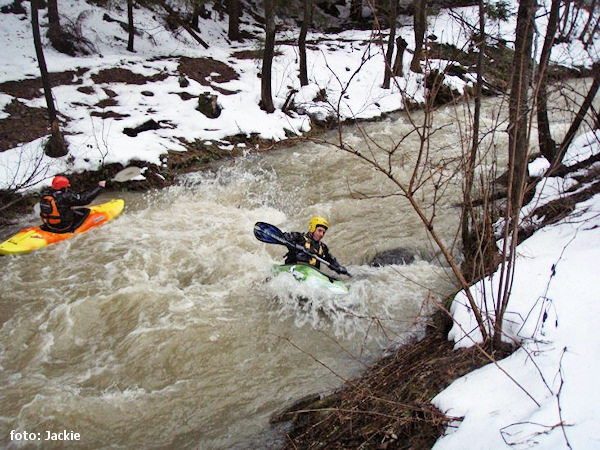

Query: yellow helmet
<box><xmin>308</xmin><ymin>216</ymin><xmax>329</xmax><ymax>233</ymax></box>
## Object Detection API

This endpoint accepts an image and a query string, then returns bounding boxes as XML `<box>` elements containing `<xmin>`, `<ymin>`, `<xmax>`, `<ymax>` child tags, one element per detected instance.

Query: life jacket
<box><xmin>303</xmin><ymin>234</ymin><xmax>324</xmax><ymax>267</ymax></box>
<box><xmin>40</xmin><ymin>192</ymin><xmax>62</xmax><ymax>226</ymax></box>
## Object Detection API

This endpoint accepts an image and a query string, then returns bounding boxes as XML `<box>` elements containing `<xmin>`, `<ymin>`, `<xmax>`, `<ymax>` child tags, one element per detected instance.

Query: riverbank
<box><xmin>273</xmin><ymin>311</ymin><xmax>513</xmax><ymax>448</ymax></box>
<box><xmin>0</xmin><ymin>107</ymin><xmax>337</xmax><ymax>232</ymax></box>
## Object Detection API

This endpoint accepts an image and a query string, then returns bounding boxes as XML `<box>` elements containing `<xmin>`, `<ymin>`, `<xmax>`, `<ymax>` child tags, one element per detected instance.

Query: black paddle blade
<box><xmin>253</xmin><ymin>222</ymin><xmax>287</xmax><ymax>245</ymax></box>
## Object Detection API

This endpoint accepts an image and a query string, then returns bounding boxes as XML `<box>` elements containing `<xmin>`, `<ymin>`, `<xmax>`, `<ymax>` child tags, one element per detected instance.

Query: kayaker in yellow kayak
<box><xmin>282</xmin><ymin>216</ymin><xmax>349</xmax><ymax>275</ymax></box>
<box><xmin>39</xmin><ymin>175</ymin><xmax>106</xmax><ymax>233</ymax></box>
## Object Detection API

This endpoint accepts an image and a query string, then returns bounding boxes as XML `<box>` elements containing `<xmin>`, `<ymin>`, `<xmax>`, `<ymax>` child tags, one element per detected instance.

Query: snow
<box><xmin>434</xmin><ymin>134</ymin><xmax>600</xmax><ymax>449</ymax></box>
<box><xmin>1</xmin><ymin>0</ymin><xmax>599</xmax><ymax>448</ymax></box>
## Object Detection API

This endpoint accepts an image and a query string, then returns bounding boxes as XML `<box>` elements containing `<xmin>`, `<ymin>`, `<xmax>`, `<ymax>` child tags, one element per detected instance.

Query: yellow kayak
<box><xmin>0</xmin><ymin>199</ymin><xmax>124</xmax><ymax>255</ymax></box>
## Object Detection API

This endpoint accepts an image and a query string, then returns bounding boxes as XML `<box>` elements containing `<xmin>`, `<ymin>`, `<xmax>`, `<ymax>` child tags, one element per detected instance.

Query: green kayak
<box><xmin>274</xmin><ymin>264</ymin><xmax>349</xmax><ymax>295</ymax></box>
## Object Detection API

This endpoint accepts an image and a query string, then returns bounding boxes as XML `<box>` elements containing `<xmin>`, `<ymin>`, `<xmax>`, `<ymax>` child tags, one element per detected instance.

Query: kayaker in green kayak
<box><xmin>40</xmin><ymin>175</ymin><xmax>106</xmax><ymax>233</ymax></box>
<box><xmin>282</xmin><ymin>216</ymin><xmax>349</xmax><ymax>275</ymax></box>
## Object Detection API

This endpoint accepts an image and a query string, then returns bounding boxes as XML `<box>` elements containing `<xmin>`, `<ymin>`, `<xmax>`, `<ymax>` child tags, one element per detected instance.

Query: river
<box><xmin>0</xmin><ymin>104</ymin><xmax>502</xmax><ymax>448</ymax></box>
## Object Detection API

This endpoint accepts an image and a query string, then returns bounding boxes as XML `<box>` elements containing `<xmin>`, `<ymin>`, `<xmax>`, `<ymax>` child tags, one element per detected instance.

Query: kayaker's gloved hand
<box><xmin>332</xmin><ymin>263</ymin><xmax>349</xmax><ymax>275</ymax></box>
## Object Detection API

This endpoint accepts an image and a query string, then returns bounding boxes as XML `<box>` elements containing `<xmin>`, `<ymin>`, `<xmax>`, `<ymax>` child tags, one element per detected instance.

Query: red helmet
<box><xmin>52</xmin><ymin>175</ymin><xmax>71</xmax><ymax>190</ymax></box>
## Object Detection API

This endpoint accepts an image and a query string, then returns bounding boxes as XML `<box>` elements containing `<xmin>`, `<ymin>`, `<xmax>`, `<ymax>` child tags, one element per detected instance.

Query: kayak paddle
<box><xmin>111</xmin><ymin>166</ymin><xmax>144</xmax><ymax>182</ymax></box>
<box><xmin>253</xmin><ymin>221</ymin><xmax>351</xmax><ymax>276</ymax></box>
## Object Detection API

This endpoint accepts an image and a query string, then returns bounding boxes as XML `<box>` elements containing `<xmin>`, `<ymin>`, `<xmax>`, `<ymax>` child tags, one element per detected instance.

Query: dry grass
<box><xmin>273</xmin><ymin>314</ymin><xmax>513</xmax><ymax>449</ymax></box>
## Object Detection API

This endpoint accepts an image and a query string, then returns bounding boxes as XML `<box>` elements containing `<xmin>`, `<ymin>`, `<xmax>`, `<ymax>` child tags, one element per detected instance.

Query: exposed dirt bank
<box><xmin>271</xmin><ymin>312</ymin><xmax>514</xmax><ymax>449</ymax></box>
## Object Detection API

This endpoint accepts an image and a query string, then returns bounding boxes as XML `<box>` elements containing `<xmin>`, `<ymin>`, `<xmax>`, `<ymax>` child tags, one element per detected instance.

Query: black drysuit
<box><xmin>283</xmin><ymin>231</ymin><xmax>343</xmax><ymax>272</ymax></box>
<box><xmin>40</xmin><ymin>185</ymin><xmax>103</xmax><ymax>233</ymax></box>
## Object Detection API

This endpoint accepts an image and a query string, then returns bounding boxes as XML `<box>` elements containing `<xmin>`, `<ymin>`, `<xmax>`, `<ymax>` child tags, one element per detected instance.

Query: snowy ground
<box><xmin>433</xmin><ymin>132</ymin><xmax>600</xmax><ymax>449</ymax></box>
<box><xmin>1</xmin><ymin>1</ymin><xmax>600</xmax><ymax>448</ymax></box>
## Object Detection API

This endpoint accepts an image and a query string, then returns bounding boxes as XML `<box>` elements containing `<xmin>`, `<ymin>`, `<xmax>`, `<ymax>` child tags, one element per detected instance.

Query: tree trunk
<box><xmin>560</xmin><ymin>0</ymin><xmax>572</xmax><ymax>37</ymax></box>
<box><xmin>500</xmin><ymin>0</ymin><xmax>537</xmax><ymax>346</ymax></box>
<box><xmin>47</xmin><ymin>0</ymin><xmax>61</xmax><ymax>49</ymax></box>
<box><xmin>579</xmin><ymin>0</ymin><xmax>597</xmax><ymax>42</ymax></box>
<box><xmin>410</xmin><ymin>0</ymin><xmax>426</xmax><ymax>73</ymax></box>
<box><xmin>382</xmin><ymin>0</ymin><xmax>397</xmax><ymax>88</ymax></box>
<box><xmin>350</xmin><ymin>0</ymin><xmax>362</xmax><ymax>22</ymax></box>
<box><xmin>31</xmin><ymin>0</ymin><xmax>67</xmax><ymax>157</ymax></box>
<box><xmin>586</xmin><ymin>15</ymin><xmax>600</xmax><ymax>50</ymax></box>
<box><xmin>46</xmin><ymin>0</ymin><xmax>75</xmax><ymax>56</ymax></box>
<box><xmin>261</xmin><ymin>0</ymin><xmax>276</xmax><ymax>113</ymax></box>
<box><xmin>227</xmin><ymin>0</ymin><xmax>241</xmax><ymax>41</ymax></box>
<box><xmin>461</xmin><ymin>0</ymin><xmax>488</xmax><ymax>283</ymax></box>
<box><xmin>507</xmin><ymin>0</ymin><xmax>536</xmax><ymax>216</ymax></box>
<box><xmin>536</xmin><ymin>0</ymin><xmax>560</xmax><ymax>163</ymax></box>
<box><xmin>392</xmin><ymin>36</ymin><xmax>407</xmax><ymax>76</ymax></box>
<box><xmin>552</xmin><ymin>62</ymin><xmax>600</xmax><ymax>171</ymax></box>
<box><xmin>155</xmin><ymin>0</ymin><xmax>209</xmax><ymax>49</ymax></box>
<box><xmin>127</xmin><ymin>0</ymin><xmax>135</xmax><ymax>52</ymax></box>
<box><xmin>298</xmin><ymin>0</ymin><xmax>312</xmax><ymax>86</ymax></box>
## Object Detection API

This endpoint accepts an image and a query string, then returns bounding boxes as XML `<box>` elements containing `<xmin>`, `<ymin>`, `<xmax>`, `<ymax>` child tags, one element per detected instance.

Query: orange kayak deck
<box><xmin>0</xmin><ymin>199</ymin><xmax>125</xmax><ymax>255</ymax></box>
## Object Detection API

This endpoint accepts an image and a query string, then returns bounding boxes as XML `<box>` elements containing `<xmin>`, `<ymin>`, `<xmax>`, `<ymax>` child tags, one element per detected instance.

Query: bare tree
<box><xmin>227</xmin><ymin>0</ymin><xmax>242</xmax><ymax>41</ymax></box>
<box><xmin>127</xmin><ymin>0</ymin><xmax>135</xmax><ymax>52</ymax></box>
<box><xmin>382</xmin><ymin>0</ymin><xmax>398</xmax><ymax>88</ymax></box>
<box><xmin>493</xmin><ymin>0</ymin><xmax>537</xmax><ymax>348</ymax></box>
<box><xmin>311</xmin><ymin>0</ymin><xmax>597</xmax><ymax>353</ymax></box>
<box><xmin>30</xmin><ymin>0</ymin><xmax>67</xmax><ymax>158</ymax></box>
<box><xmin>298</xmin><ymin>0</ymin><xmax>312</xmax><ymax>87</ymax></box>
<box><xmin>536</xmin><ymin>0</ymin><xmax>600</xmax><ymax>170</ymax></box>
<box><xmin>536</xmin><ymin>0</ymin><xmax>560</xmax><ymax>165</ymax></box>
<box><xmin>310</xmin><ymin>53</ymin><xmax>491</xmax><ymax>340</ymax></box>
<box><xmin>261</xmin><ymin>0</ymin><xmax>276</xmax><ymax>113</ymax></box>
<box><xmin>0</xmin><ymin>144</ymin><xmax>52</xmax><ymax>211</ymax></box>
<box><xmin>580</xmin><ymin>0</ymin><xmax>598</xmax><ymax>40</ymax></box>
<box><xmin>461</xmin><ymin>0</ymin><xmax>491</xmax><ymax>283</ymax></box>
<box><xmin>410</xmin><ymin>0</ymin><xmax>426</xmax><ymax>73</ymax></box>
<box><xmin>507</xmin><ymin>0</ymin><xmax>536</xmax><ymax>217</ymax></box>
